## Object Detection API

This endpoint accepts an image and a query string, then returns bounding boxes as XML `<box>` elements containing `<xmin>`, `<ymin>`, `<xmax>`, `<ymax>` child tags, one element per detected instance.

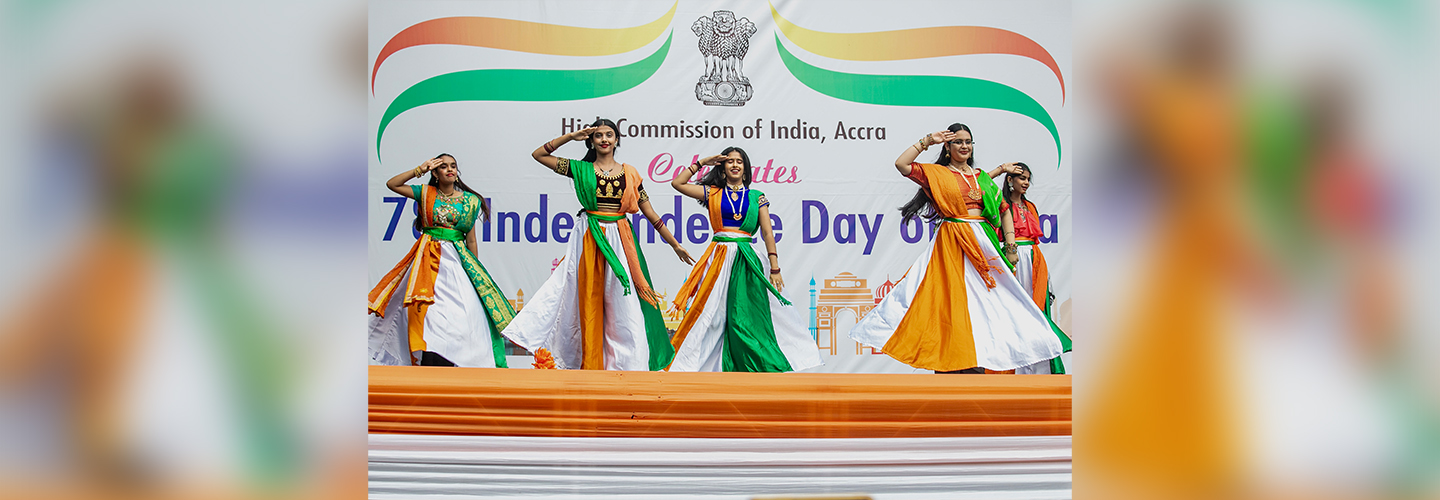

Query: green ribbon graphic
<box><xmin>377</xmin><ymin>32</ymin><xmax>672</xmax><ymax>160</ymax></box>
<box><xmin>775</xmin><ymin>34</ymin><xmax>1061</xmax><ymax>166</ymax></box>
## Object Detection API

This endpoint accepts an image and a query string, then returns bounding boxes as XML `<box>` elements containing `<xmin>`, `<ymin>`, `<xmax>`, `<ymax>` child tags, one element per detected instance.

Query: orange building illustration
<box><xmin>813</xmin><ymin>272</ymin><xmax>881</xmax><ymax>355</ymax></box>
<box><xmin>508</xmin><ymin>288</ymin><xmax>525</xmax><ymax>312</ymax></box>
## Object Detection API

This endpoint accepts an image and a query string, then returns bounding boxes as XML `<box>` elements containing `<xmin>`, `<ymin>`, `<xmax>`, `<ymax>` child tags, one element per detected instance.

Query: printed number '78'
<box><xmin>382</xmin><ymin>196</ymin><xmax>419</xmax><ymax>241</ymax></box>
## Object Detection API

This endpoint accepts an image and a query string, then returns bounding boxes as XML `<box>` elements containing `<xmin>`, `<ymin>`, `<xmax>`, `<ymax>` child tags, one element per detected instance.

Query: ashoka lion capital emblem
<box><xmin>693</xmin><ymin>10</ymin><xmax>756</xmax><ymax>106</ymax></box>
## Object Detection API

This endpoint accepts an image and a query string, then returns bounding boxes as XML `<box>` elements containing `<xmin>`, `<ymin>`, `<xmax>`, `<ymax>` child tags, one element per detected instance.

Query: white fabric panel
<box><xmin>502</xmin><ymin>214</ymin><xmax>651</xmax><ymax>370</ymax></box>
<box><xmin>1013</xmin><ymin>245</ymin><xmax>1054</xmax><ymax>375</ymax></box>
<box><xmin>1014</xmin><ymin>244</ymin><xmax>1036</xmax><ymax>298</ymax></box>
<box><xmin>668</xmin><ymin>239</ymin><xmax>739</xmax><ymax>372</ymax></box>
<box><xmin>368</xmin><ymin>434</ymin><xmax>1071</xmax><ymax>499</ymax></box>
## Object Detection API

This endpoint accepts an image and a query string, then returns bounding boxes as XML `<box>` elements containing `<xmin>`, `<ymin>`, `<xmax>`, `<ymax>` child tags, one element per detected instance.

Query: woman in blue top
<box><xmin>666</xmin><ymin>147</ymin><xmax>822</xmax><ymax>372</ymax></box>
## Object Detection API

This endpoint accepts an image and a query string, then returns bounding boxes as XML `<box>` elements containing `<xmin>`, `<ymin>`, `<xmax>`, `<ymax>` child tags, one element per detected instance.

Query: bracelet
<box><xmin>920</xmin><ymin>135</ymin><xmax>933</xmax><ymax>148</ymax></box>
<box><xmin>413</xmin><ymin>166</ymin><xmax>425</xmax><ymax>177</ymax></box>
<box><xmin>768</xmin><ymin>252</ymin><xmax>778</xmax><ymax>257</ymax></box>
<box><xmin>689</xmin><ymin>163</ymin><xmax>700</xmax><ymax>174</ymax></box>
<box><xmin>769</xmin><ymin>268</ymin><xmax>781</xmax><ymax>275</ymax></box>
<box><xmin>542</xmin><ymin>140</ymin><xmax>557</xmax><ymax>154</ymax></box>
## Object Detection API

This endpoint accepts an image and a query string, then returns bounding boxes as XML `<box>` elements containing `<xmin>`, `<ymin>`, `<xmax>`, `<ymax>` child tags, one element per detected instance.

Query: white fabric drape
<box><xmin>502</xmin><ymin>214</ymin><xmax>651</xmax><ymax>370</ymax></box>
<box><xmin>1012</xmin><ymin>245</ymin><xmax>1054</xmax><ymax>374</ymax></box>
<box><xmin>369</xmin><ymin>434</ymin><xmax>1071</xmax><ymax>499</ymax></box>
<box><xmin>669</xmin><ymin>231</ymin><xmax>823</xmax><ymax>372</ymax></box>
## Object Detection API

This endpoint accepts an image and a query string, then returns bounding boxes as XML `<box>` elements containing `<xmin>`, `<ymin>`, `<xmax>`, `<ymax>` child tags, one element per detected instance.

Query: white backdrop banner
<box><xmin>369</xmin><ymin>0</ymin><xmax>1072</xmax><ymax>373</ymax></box>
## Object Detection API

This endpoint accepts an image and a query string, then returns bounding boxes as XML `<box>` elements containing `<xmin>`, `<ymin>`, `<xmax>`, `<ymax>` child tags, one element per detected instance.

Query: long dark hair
<box><xmin>899</xmin><ymin>123</ymin><xmax>973</xmax><ymax>223</ymax></box>
<box><xmin>581</xmin><ymin>118</ymin><xmax>621</xmax><ymax>163</ymax></box>
<box><xmin>1002</xmin><ymin>162</ymin><xmax>1033</xmax><ymax>209</ymax></box>
<box><xmin>414</xmin><ymin>153</ymin><xmax>490</xmax><ymax>232</ymax></box>
<box><xmin>692</xmin><ymin>146</ymin><xmax>752</xmax><ymax>206</ymax></box>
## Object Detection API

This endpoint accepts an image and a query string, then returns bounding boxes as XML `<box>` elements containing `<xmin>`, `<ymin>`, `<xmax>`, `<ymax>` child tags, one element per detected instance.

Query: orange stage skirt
<box><xmin>370</xmin><ymin>366</ymin><xmax>1070</xmax><ymax>438</ymax></box>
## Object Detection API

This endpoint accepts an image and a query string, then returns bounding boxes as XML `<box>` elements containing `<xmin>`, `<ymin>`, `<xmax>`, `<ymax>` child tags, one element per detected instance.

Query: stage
<box><xmin>369</xmin><ymin>367</ymin><xmax>1071</xmax><ymax>498</ymax></box>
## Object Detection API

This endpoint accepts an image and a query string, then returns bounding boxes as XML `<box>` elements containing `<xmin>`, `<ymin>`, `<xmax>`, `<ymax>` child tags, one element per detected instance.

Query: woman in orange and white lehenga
<box><xmin>851</xmin><ymin>123</ymin><xmax>1065</xmax><ymax>373</ymax></box>
<box><xmin>665</xmin><ymin>147</ymin><xmax>822</xmax><ymax>372</ymax></box>
<box><xmin>502</xmin><ymin>119</ymin><xmax>694</xmax><ymax>371</ymax></box>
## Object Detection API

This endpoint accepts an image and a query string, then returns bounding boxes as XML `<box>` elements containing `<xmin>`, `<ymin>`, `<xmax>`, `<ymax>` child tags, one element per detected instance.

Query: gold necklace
<box><xmin>726</xmin><ymin>185</ymin><xmax>746</xmax><ymax>220</ymax></box>
<box><xmin>957</xmin><ymin>168</ymin><xmax>982</xmax><ymax>201</ymax></box>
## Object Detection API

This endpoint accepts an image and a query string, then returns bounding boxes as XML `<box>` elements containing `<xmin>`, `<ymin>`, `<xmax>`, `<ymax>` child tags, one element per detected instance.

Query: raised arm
<box><xmin>758</xmin><ymin>204</ymin><xmax>783</xmax><ymax>292</ymax></box>
<box><xmin>1001</xmin><ymin>210</ymin><xmax>1018</xmax><ymax>266</ymax></box>
<box><xmin>639</xmin><ymin>198</ymin><xmax>696</xmax><ymax>265</ymax></box>
<box><xmin>989</xmin><ymin>162</ymin><xmax>1022</xmax><ymax>178</ymax></box>
<box><xmin>895</xmin><ymin>130</ymin><xmax>954</xmax><ymax>176</ymax></box>
<box><xmin>386</xmin><ymin>158</ymin><xmax>439</xmax><ymax>198</ymax></box>
<box><xmin>670</xmin><ymin>154</ymin><xmax>725</xmax><ymax>200</ymax></box>
<box><xmin>532</xmin><ymin>127</ymin><xmax>598</xmax><ymax>173</ymax></box>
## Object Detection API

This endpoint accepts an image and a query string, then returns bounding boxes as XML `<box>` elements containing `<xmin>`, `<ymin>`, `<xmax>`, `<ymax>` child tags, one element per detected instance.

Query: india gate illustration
<box><xmin>809</xmin><ymin>273</ymin><xmax>898</xmax><ymax>355</ymax></box>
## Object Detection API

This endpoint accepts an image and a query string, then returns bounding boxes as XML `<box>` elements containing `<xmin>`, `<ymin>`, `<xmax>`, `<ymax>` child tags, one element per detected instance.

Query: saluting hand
<box><xmin>568</xmin><ymin>127</ymin><xmax>599</xmax><ymax>142</ymax></box>
<box><xmin>928</xmin><ymin>130</ymin><xmax>955</xmax><ymax>146</ymax></box>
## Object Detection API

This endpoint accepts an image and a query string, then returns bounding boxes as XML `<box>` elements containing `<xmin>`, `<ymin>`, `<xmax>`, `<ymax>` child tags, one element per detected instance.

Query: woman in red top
<box><xmin>999</xmin><ymin>163</ymin><xmax>1070</xmax><ymax>374</ymax></box>
<box><xmin>850</xmin><ymin>123</ymin><xmax>1065</xmax><ymax>374</ymax></box>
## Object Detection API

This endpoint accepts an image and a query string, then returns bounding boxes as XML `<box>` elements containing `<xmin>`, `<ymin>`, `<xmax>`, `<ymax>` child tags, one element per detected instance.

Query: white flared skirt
<box><xmin>668</xmin><ymin>235</ymin><xmax>823</xmax><ymax>372</ymax></box>
<box><xmin>850</xmin><ymin>220</ymin><xmax>1062</xmax><ymax>371</ymax></box>
<box><xmin>501</xmin><ymin>215</ymin><xmax>652</xmax><ymax>370</ymax></box>
<box><xmin>368</xmin><ymin>242</ymin><xmax>496</xmax><ymax>368</ymax></box>
<box><xmin>1012</xmin><ymin>244</ymin><xmax>1058</xmax><ymax>374</ymax></box>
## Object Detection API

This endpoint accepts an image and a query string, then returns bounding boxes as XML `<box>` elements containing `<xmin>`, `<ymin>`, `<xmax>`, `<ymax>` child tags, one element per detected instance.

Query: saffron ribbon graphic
<box><xmin>776</xmin><ymin>35</ymin><xmax>1062</xmax><ymax>165</ymax></box>
<box><xmin>372</xmin><ymin>1</ymin><xmax>677</xmax><ymax>94</ymax></box>
<box><xmin>771</xmin><ymin>3</ymin><xmax>1065</xmax><ymax>103</ymax></box>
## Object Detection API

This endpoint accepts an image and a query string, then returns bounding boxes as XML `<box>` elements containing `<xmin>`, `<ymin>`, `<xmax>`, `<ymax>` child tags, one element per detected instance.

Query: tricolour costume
<box><xmin>368</xmin><ymin>185</ymin><xmax>515</xmax><ymax>367</ymax></box>
<box><xmin>850</xmin><ymin>163</ymin><xmax>1066</xmax><ymax>372</ymax></box>
<box><xmin>668</xmin><ymin>186</ymin><xmax>822</xmax><ymax>372</ymax></box>
<box><xmin>502</xmin><ymin>159</ymin><xmax>674</xmax><ymax>370</ymax></box>
<box><xmin>1005</xmin><ymin>197</ymin><xmax>1071</xmax><ymax>374</ymax></box>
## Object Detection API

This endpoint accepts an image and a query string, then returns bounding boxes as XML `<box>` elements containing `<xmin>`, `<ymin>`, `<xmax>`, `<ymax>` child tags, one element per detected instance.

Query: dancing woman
<box><xmin>503</xmin><ymin>119</ymin><xmax>694</xmax><ymax>370</ymax></box>
<box><xmin>998</xmin><ymin>163</ymin><xmax>1073</xmax><ymax>373</ymax></box>
<box><xmin>850</xmin><ymin>123</ymin><xmax>1064</xmax><ymax>373</ymax></box>
<box><xmin>368</xmin><ymin>154</ymin><xmax>515</xmax><ymax>367</ymax></box>
<box><xmin>665</xmin><ymin>147</ymin><xmax>822</xmax><ymax>372</ymax></box>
